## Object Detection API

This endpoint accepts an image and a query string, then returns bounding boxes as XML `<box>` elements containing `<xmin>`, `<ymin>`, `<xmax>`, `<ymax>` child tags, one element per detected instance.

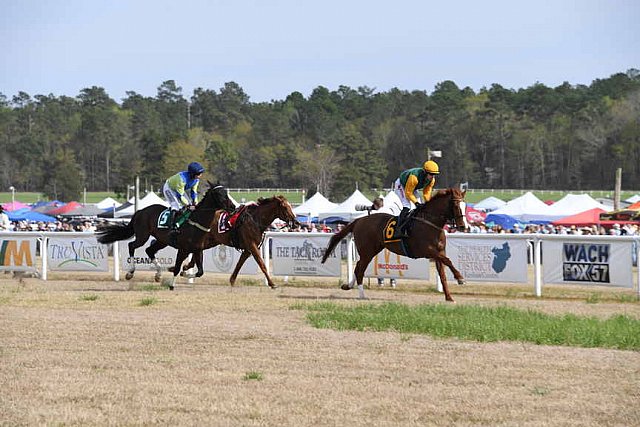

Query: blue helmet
<box><xmin>187</xmin><ymin>162</ymin><xmax>205</xmax><ymax>176</ymax></box>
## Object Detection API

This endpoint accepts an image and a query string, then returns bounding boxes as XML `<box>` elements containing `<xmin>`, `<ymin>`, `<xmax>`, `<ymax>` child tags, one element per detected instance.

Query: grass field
<box><xmin>1</xmin><ymin>189</ymin><xmax>638</xmax><ymax>205</ymax></box>
<box><xmin>1</xmin><ymin>272</ymin><xmax>639</xmax><ymax>426</ymax></box>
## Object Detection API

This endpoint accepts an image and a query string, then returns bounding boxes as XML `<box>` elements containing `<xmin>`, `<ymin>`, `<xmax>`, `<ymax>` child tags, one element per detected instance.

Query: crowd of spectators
<box><xmin>0</xmin><ymin>219</ymin><xmax>99</xmax><ymax>232</ymax></box>
<box><xmin>465</xmin><ymin>222</ymin><xmax>639</xmax><ymax>236</ymax></box>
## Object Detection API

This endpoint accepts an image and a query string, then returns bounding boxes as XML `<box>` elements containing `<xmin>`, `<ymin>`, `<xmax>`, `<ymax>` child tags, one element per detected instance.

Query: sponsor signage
<box><xmin>445</xmin><ymin>237</ymin><xmax>528</xmax><ymax>282</ymax></box>
<box><xmin>48</xmin><ymin>236</ymin><xmax>108</xmax><ymax>271</ymax></box>
<box><xmin>202</xmin><ymin>245</ymin><xmax>259</xmax><ymax>274</ymax></box>
<box><xmin>364</xmin><ymin>248</ymin><xmax>430</xmax><ymax>280</ymax></box>
<box><xmin>543</xmin><ymin>239</ymin><xmax>633</xmax><ymax>287</ymax></box>
<box><xmin>0</xmin><ymin>237</ymin><xmax>37</xmax><ymax>271</ymax></box>
<box><xmin>271</xmin><ymin>234</ymin><xmax>340</xmax><ymax>276</ymax></box>
<box><xmin>118</xmin><ymin>240</ymin><xmax>177</xmax><ymax>271</ymax></box>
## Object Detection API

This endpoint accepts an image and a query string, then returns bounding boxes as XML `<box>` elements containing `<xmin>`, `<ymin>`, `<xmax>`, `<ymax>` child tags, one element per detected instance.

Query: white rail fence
<box><xmin>1</xmin><ymin>231</ymin><xmax>638</xmax><ymax>299</ymax></box>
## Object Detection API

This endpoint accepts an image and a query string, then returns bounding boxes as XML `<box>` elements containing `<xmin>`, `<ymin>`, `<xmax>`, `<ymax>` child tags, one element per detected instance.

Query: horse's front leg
<box><xmin>229</xmin><ymin>250</ymin><xmax>251</xmax><ymax>286</ymax></box>
<box><xmin>434</xmin><ymin>258</ymin><xmax>455</xmax><ymax>302</ymax></box>
<box><xmin>168</xmin><ymin>249</ymin><xmax>191</xmax><ymax>291</ymax></box>
<box><xmin>193</xmin><ymin>251</ymin><xmax>205</xmax><ymax>278</ymax></box>
<box><xmin>438</xmin><ymin>254</ymin><xmax>465</xmax><ymax>285</ymax></box>
<box><xmin>247</xmin><ymin>243</ymin><xmax>277</xmax><ymax>289</ymax></box>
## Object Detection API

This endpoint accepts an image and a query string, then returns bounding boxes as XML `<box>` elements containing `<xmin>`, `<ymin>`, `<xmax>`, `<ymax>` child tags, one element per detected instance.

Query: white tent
<box><xmin>95</xmin><ymin>197</ymin><xmax>122</xmax><ymax>210</ymax></box>
<box><xmin>544</xmin><ymin>194</ymin><xmax>611</xmax><ymax>221</ymax></box>
<box><xmin>485</xmin><ymin>192</ymin><xmax>551</xmax><ymax>223</ymax></box>
<box><xmin>293</xmin><ymin>192</ymin><xmax>337</xmax><ymax>219</ymax></box>
<box><xmin>625</xmin><ymin>194</ymin><xmax>640</xmax><ymax>204</ymax></box>
<box><xmin>115</xmin><ymin>192</ymin><xmax>169</xmax><ymax>217</ymax></box>
<box><xmin>473</xmin><ymin>196</ymin><xmax>506</xmax><ymax>212</ymax></box>
<box><xmin>317</xmin><ymin>189</ymin><xmax>372</xmax><ymax>223</ymax></box>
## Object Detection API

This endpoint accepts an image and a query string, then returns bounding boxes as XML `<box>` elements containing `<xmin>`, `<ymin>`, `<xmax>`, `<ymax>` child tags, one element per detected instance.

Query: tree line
<box><xmin>1</xmin><ymin>70</ymin><xmax>639</xmax><ymax>202</ymax></box>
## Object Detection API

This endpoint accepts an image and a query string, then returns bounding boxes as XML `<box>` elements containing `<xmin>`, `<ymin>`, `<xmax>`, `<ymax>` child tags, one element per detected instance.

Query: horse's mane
<box><xmin>415</xmin><ymin>188</ymin><xmax>464</xmax><ymax>214</ymax></box>
<box><xmin>256</xmin><ymin>195</ymin><xmax>284</xmax><ymax>205</ymax></box>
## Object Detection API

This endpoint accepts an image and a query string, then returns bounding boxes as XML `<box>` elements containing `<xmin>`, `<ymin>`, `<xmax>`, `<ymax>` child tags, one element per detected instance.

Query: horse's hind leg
<box><xmin>125</xmin><ymin>233</ymin><xmax>150</xmax><ymax>280</ymax></box>
<box><xmin>145</xmin><ymin>240</ymin><xmax>167</xmax><ymax>282</ymax></box>
<box><xmin>229</xmin><ymin>250</ymin><xmax>251</xmax><ymax>286</ymax></box>
<box><xmin>346</xmin><ymin>252</ymin><xmax>376</xmax><ymax>300</ymax></box>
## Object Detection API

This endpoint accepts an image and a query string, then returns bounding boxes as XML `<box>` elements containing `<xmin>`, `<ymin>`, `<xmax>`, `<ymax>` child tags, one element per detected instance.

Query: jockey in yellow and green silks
<box><xmin>392</xmin><ymin>160</ymin><xmax>440</xmax><ymax>237</ymax></box>
<box><xmin>162</xmin><ymin>162</ymin><xmax>205</xmax><ymax>233</ymax></box>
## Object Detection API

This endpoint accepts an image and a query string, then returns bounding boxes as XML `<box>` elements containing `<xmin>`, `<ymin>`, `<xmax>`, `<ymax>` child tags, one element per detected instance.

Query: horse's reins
<box><xmin>411</xmin><ymin>197</ymin><xmax>465</xmax><ymax>231</ymax></box>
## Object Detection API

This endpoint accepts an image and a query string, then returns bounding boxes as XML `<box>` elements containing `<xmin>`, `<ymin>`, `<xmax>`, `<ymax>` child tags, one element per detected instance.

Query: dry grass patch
<box><xmin>0</xmin><ymin>276</ymin><xmax>639</xmax><ymax>426</ymax></box>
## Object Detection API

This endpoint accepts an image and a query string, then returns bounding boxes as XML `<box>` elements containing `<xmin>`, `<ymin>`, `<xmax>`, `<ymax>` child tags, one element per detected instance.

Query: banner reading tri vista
<box><xmin>48</xmin><ymin>236</ymin><xmax>109</xmax><ymax>271</ymax></box>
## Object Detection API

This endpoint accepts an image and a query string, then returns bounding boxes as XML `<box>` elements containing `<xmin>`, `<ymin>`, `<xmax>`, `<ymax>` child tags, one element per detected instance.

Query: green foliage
<box><xmin>138</xmin><ymin>297</ymin><xmax>158</xmax><ymax>306</ymax></box>
<box><xmin>1</xmin><ymin>70</ymin><xmax>640</xmax><ymax>195</ymax></box>
<box><xmin>243</xmin><ymin>371</ymin><xmax>264</xmax><ymax>381</ymax></box>
<box><xmin>301</xmin><ymin>302</ymin><xmax>640</xmax><ymax>350</ymax></box>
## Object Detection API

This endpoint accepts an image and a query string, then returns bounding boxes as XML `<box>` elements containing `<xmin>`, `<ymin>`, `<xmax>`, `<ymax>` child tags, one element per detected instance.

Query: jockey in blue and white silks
<box><xmin>162</xmin><ymin>162</ymin><xmax>205</xmax><ymax>234</ymax></box>
<box><xmin>163</xmin><ymin>162</ymin><xmax>205</xmax><ymax>210</ymax></box>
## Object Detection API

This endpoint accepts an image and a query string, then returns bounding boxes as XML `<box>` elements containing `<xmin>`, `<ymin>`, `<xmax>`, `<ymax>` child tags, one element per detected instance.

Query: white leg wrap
<box><xmin>357</xmin><ymin>284</ymin><xmax>365</xmax><ymax>299</ymax></box>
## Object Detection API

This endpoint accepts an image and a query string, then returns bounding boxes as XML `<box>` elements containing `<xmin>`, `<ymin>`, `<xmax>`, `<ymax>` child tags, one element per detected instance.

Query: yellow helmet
<box><xmin>423</xmin><ymin>160</ymin><xmax>440</xmax><ymax>175</ymax></box>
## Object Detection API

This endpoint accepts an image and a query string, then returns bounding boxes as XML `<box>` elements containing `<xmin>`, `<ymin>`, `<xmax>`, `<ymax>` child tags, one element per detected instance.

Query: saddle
<box><xmin>218</xmin><ymin>205</ymin><xmax>249</xmax><ymax>233</ymax></box>
<box><xmin>157</xmin><ymin>208</ymin><xmax>191</xmax><ymax>229</ymax></box>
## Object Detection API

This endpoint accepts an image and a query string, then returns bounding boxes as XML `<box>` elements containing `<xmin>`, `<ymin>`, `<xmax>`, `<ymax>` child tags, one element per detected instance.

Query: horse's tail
<box><xmin>95</xmin><ymin>221</ymin><xmax>135</xmax><ymax>244</ymax></box>
<box><xmin>320</xmin><ymin>220</ymin><xmax>357</xmax><ymax>264</ymax></box>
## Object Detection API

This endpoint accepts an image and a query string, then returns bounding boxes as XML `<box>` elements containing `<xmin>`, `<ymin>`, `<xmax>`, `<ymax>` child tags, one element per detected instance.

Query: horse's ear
<box><xmin>207</xmin><ymin>179</ymin><xmax>214</xmax><ymax>187</ymax></box>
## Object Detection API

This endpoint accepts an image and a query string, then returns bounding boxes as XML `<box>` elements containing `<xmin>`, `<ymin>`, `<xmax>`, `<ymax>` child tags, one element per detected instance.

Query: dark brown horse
<box><xmin>321</xmin><ymin>188</ymin><xmax>468</xmax><ymax>302</ymax></box>
<box><xmin>171</xmin><ymin>195</ymin><xmax>299</xmax><ymax>290</ymax></box>
<box><xmin>96</xmin><ymin>182</ymin><xmax>235</xmax><ymax>283</ymax></box>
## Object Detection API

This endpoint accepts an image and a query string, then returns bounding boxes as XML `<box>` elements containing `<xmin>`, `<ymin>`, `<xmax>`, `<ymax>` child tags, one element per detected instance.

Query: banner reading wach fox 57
<box><xmin>543</xmin><ymin>239</ymin><xmax>633</xmax><ymax>288</ymax></box>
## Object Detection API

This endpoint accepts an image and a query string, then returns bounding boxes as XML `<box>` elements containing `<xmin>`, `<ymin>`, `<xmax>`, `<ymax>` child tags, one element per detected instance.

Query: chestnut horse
<box><xmin>321</xmin><ymin>188</ymin><xmax>468</xmax><ymax>302</ymax></box>
<box><xmin>96</xmin><ymin>182</ymin><xmax>234</xmax><ymax>283</ymax></box>
<box><xmin>169</xmin><ymin>195</ymin><xmax>299</xmax><ymax>290</ymax></box>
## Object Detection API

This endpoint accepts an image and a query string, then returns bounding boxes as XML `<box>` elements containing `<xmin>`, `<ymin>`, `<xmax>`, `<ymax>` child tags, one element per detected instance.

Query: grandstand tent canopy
<box><xmin>293</xmin><ymin>192</ymin><xmax>337</xmax><ymax>222</ymax></box>
<box><xmin>317</xmin><ymin>189</ymin><xmax>372</xmax><ymax>223</ymax></box>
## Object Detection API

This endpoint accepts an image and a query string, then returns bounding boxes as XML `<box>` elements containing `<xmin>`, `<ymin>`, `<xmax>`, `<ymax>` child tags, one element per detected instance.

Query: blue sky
<box><xmin>2</xmin><ymin>0</ymin><xmax>639</xmax><ymax>103</ymax></box>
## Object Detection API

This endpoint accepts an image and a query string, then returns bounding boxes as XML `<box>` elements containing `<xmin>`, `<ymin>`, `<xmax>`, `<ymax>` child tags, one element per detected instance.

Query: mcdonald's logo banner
<box><xmin>364</xmin><ymin>249</ymin><xmax>430</xmax><ymax>280</ymax></box>
<box><xmin>0</xmin><ymin>237</ymin><xmax>37</xmax><ymax>272</ymax></box>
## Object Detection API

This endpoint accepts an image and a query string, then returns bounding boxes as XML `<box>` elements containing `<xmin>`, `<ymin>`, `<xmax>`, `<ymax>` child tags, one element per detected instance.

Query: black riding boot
<box><xmin>394</xmin><ymin>207</ymin><xmax>411</xmax><ymax>238</ymax></box>
<box><xmin>168</xmin><ymin>210</ymin><xmax>179</xmax><ymax>237</ymax></box>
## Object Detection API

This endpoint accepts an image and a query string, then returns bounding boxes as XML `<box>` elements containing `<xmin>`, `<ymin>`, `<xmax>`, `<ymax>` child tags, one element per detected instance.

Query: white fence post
<box><xmin>40</xmin><ymin>236</ymin><xmax>48</xmax><ymax>281</ymax></box>
<box><xmin>534</xmin><ymin>237</ymin><xmax>542</xmax><ymax>297</ymax></box>
<box><xmin>113</xmin><ymin>243</ymin><xmax>120</xmax><ymax>281</ymax></box>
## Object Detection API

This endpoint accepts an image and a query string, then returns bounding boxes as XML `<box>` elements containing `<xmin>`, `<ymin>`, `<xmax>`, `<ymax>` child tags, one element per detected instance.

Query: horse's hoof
<box><xmin>195</xmin><ymin>272</ymin><xmax>204</xmax><ymax>278</ymax></box>
<box><xmin>341</xmin><ymin>284</ymin><xmax>351</xmax><ymax>291</ymax></box>
<box><xmin>457</xmin><ymin>279</ymin><xmax>465</xmax><ymax>285</ymax></box>
<box><xmin>168</xmin><ymin>285</ymin><xmax>174</xmax><ymax>291</ymax></box>
<box><xmin>125</xmin><ymin>272</ymin><xmax>133</xmax><ymax>280</ymax></box>
<box><xmin>269</xmin><ymin>284</ymin><xmax>278</xmax><ymax>289</ymax></box>
<box><xmin>154</xmin><ymin>275</ymin><xmax>161</xmax><ymax>283</ymax></box>
<box><xmin>179</xmin><ymin>271</ymin><xmax>187</xmax><ymax>277</ymax></box>
<box><xmin>167</xmin><ymin>267</ymin><xmax>175</xmax><ymax>273</ymax></box>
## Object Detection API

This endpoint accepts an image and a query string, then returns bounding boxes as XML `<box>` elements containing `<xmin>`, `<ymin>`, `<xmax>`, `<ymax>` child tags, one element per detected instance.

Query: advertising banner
<box><xmin>445</xmin><ymin>237</ymin><xmax>529</xmax><ymax>282</ymax></box>
<box><xmin>543</xmin><ymin>239</ymin><xmax>633</xmax><ymax>288</ymax></box>
<box><xmin>202</xmin><ymin>245</ymin><xmax>259</xmax><ymax>274</ymax></box>
<box><xmin>48</xmin><ymin>236</ymin><xmax>109</xmax><ymax>271</ymax></box>
<box><xmin>118</xmin><ymin>240</ymin><xmax>177</xmax><ymax>272</ymax></box>
<box><xmin>364</xmin><ymin>248</ymin><xmax>430</xmax><ymax>280</ymax></box>
<box><xmin>270</xmin><ymin>234</ymin><xmax>340</xmax><ymax>277</ymax></box>
<box><xmin>0</xmin><ymin>236</ymin><xmax>37</xmax><ymax>272</ymax></box>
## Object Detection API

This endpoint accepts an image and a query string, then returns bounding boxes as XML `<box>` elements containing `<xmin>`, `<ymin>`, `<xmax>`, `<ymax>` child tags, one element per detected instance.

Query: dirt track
<box><xmin>1</xmin><ymin>275</ymin><xmax>639</xmax><ymax>426</ymax></box>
